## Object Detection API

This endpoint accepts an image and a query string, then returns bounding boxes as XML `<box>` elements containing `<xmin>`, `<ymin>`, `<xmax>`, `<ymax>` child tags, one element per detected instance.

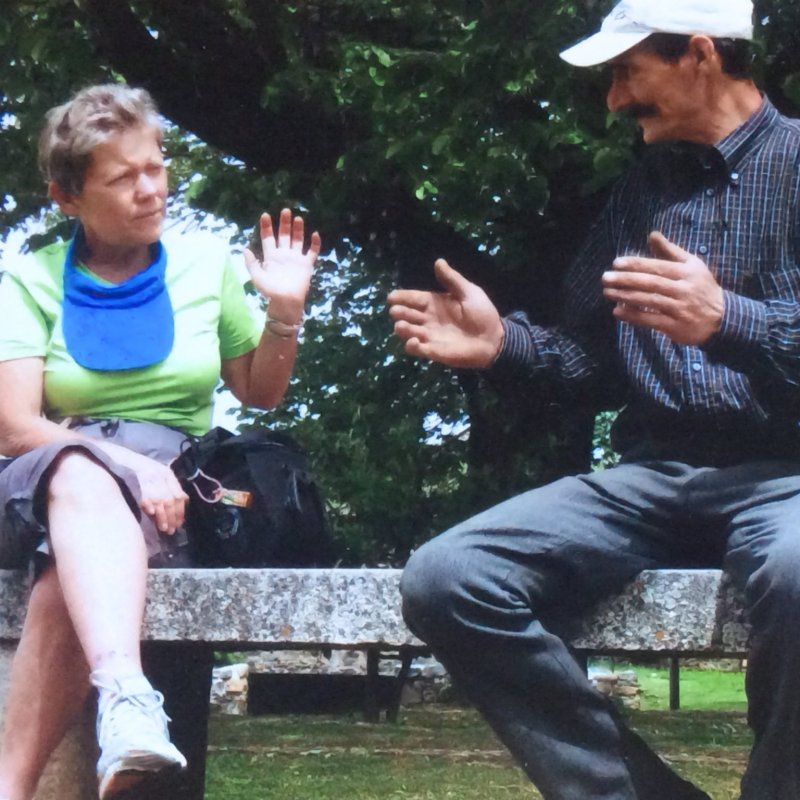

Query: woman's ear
<box><xmin>48</xmin><ymin>181</ymin><xmax>80</xmax><ymax>217</ymax></box>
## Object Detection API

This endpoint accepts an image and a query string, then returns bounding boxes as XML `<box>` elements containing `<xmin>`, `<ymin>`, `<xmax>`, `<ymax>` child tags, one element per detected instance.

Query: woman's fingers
<box><xmin>257</xmin><ymin>209</ymin><xmax>320</xmax><ymax>261</ymax></box>
<box><xmin>140</xmin><ymin>469</ymin><xmax>188</xmax><ymax>534</ymax></box>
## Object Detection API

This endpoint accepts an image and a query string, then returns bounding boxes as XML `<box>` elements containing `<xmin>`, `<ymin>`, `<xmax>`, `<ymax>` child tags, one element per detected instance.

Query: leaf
<box><xmin>431</xmin><ymin>134</ymin><xmax>451</xmax><ymax>155</ymax></box>
<box><xmin>371</xmin><ymin>46</ymin><xmax>393</xmax><ymax>68</ymax></box>
<box><xmin>385</xmin><ymin>141</ymin><xmax>404</xmax><ymax>159</ymax></box>
<box><xmin>783</xmin><ymin>72</ymin><xmax>800</xmax><ymax>107</ymax></box>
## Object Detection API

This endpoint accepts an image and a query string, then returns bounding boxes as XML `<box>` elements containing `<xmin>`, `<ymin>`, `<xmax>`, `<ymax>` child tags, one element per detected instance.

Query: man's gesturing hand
<box><xmin>388</xmin><ymin>259</ymin><xmax>505</xmax><ymax>369</ymax></box>
<box><xmin>602</xmin><ymin>231</ymin><xmax>725</xmax><ymax>346</ymax></box>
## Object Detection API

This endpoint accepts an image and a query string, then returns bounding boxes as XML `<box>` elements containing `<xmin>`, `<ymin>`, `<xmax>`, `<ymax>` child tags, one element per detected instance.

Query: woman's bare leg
<box><xmin>44</xmin><ymin>453</ymin><xmax>185</xmax><ymax>799</ymax></box>
<box><xmin>45</xmin><ymin>452</ymin><xmax>147</xmax><ymax>677</ymax></box>
<box><xmin>0</xmin><ymin>451</ymin><xmax>173</xmax><ymax>799</ymax></box>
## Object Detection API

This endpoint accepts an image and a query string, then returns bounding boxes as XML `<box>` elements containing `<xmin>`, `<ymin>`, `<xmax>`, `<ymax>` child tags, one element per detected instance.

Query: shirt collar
<box><xmin>715</xmin><ymin>97</ymin><xmax>780</xmax><ymax>173</ymax></box>
<box><xmin>645</xmin><ymin>98</ymin><xmax>780</xmax><ymax>193</ymax></box>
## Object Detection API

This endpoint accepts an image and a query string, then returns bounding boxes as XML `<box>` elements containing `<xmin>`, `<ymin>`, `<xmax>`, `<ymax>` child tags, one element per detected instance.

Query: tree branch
<box><xmin>82</xmin><ymin>0</ymin><xmax>344</xmax><ymax>174</ymax></box>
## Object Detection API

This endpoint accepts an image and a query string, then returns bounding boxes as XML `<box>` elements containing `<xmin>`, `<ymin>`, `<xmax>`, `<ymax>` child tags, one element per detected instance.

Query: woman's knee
<box><xmin>46</xmin><ymin>450</ymin><xmax>120</xmax><ymax>507</ymax></box>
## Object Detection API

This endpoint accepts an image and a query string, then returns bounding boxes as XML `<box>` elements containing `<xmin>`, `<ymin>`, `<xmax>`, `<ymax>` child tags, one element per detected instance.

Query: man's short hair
<box><xmin>39</xmin><ymin>84</ymin><xmax>162</xmax><ymax>197</ymax></box>
<box><xmin>641</xmin><ymin>33</ymin><xmax>754</xmax><ymax>80</ymax></box>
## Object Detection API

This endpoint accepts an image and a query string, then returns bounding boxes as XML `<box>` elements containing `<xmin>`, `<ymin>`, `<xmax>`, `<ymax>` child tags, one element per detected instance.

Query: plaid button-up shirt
<box><xmin>497</xmin><ymin>99</ymin><xmax>800</xmax><ymax>456</ymax></box>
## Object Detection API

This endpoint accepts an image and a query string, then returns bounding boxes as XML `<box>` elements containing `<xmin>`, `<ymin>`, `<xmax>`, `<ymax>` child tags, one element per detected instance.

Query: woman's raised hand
<box><xmin>244</xmin><ymin>208</ymin><xmax>321</xmax><ymax>323</ymax></box>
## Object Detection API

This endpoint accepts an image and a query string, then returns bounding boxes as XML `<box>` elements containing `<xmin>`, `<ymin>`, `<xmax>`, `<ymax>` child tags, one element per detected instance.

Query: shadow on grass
<box><xmin>206</xmin><ymin>703</ymin><xmax>751</xmax><ymax>800</ymax></box>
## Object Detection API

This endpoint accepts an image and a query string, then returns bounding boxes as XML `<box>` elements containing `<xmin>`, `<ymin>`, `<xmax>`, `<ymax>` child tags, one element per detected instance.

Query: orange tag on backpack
<box><xmin>216</xmin><ymin>488</ymin><xmax>253</xmax><ymax>508</ymax></box>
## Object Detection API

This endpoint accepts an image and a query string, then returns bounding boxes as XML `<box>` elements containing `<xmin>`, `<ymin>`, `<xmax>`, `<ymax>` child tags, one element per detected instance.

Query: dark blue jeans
<box><xmin>401</xmin><ymin>460</ymin><xmax>800</xmax><ymax>800</ymax></box>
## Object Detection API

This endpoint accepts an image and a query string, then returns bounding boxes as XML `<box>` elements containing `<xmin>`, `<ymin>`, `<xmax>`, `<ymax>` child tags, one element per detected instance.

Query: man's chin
<box><xmin>639</xmin><ymin>124</ymin><xmax>664</xmax><ymax>144</ymax></box>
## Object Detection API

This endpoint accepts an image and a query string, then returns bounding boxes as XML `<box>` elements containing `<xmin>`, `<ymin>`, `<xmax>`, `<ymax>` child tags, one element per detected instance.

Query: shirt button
<box><xmin>692</xmin><ymin>362</ymin><xmax>702</xmax><ymax>372</ymax></box>
<box><xmin>698</xmin><ymin>245</ymin><xmax>709</xmax><ymax>255</ymax></box>
<box><xmin>730</xmin><ymin>172</ymin><xmax>740</xmax><ymax>182</ymax></box>
<box><xmin>705</xmin><ymin>188</ymin><xmax>715</xmax><ymax>197</ymax></box>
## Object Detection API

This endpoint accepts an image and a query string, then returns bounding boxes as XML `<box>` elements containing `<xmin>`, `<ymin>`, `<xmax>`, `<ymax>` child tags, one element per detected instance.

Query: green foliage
<box><xmin>591</xmin><ymin>409</ymin><xmax>620</xmax><ymax>471</ymax></box>
<box><xmin>3</xmin><ymin>1</ymin><xmax>800</xmax><ymax>562</ymax></box>
<box><xmin>1</xmin><ymin>1</ymin><xmax>636</xmax><ymax>265</ymax></box>
<box><xmin>0</xmin><ymin>2</ymin><xmax>108</xmax><ymax>230</ymax></box>
<box><xmin>243</xmin><ymin>252</ymin><xmax>473</xmax><ymax>563</ymax></box>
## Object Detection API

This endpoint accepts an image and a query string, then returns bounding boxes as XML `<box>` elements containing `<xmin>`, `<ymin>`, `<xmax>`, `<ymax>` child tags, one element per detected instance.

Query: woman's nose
<box><xmin>136</xmin><ymin>172</ymin><xmax>157</xmax><ymax>196</ymax></box>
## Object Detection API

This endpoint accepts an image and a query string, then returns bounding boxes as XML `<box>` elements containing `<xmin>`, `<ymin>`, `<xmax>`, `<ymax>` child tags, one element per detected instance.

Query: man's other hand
<box><xmin>602</xmin><ymin>231</ymin><xmax>724</xmax><ymax>345</ymax></box>
<box><xmin>388</xmin><ymin>259</ymin><xmax>505</xmax><ymax>369</ymax></box>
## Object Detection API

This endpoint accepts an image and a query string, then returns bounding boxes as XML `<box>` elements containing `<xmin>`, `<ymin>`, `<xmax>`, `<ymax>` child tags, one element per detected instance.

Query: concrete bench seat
<box><xmin>0</xmin><ymin>567</ymin><xmax>750</xmax><ymax>799</ymax></box>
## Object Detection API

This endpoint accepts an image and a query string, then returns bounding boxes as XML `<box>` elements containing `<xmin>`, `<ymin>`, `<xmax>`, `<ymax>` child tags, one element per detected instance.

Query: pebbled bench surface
<box><xmin>0</xmin><ymin>567</ymin><xmax>749</xmax><ymax>655</ymax></box>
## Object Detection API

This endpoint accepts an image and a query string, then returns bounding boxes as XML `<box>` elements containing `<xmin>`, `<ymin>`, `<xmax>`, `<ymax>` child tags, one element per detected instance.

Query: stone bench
<box><xmin>0</xmin><ymin>567</ymin><xmax>750</xmax><ymax>799</ymax></box>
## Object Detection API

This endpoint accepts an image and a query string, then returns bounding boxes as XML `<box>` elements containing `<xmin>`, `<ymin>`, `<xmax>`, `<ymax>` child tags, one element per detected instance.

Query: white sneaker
<box><xmin>92</xmin><ymin>671</ymin><xmax>187</xmax><ymax>800</ymax></box>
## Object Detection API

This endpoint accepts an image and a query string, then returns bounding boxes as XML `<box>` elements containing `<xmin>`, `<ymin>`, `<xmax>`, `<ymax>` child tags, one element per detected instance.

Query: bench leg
<box><xmin>142</xmin><ymin>642</ymin><xmax>214</xmax><ymax>800</ymax></box>
<box><xmin>363</xmin><ymin>649</ymin><xmax>414</xmax><ymax>724</ymax></box>
<box><xmin>386</xmin><ymin>651</ymin><xmax>413</xmax><ymax>724</ymax></box>
<box><xmin>364</xmin><ymin>648</ymin><xmax>380</xmax><ymax>723</ymax></box>
<box><xmin>574</xmin><ymin>650</ymin><xmax>589</xmax><ymax>675</ymax></box>
<box><xmin>669</xmin><ymin>656</ymin><xmax>681</xmax><ymax>711</ymax></box>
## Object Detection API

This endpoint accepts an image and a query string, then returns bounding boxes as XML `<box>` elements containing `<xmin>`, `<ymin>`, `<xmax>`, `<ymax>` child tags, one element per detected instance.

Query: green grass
<box><xmin>639</xmin><ymin>665</ymin><xmax>747</xmax><ymax>711</ymax></box>
<box><xmin>206</xmin><ymin>709</ymin><xmax>530</xmax><ymax>800</ymax></box>
<box><xmin>627</xmin><ymin>710</ymin><xmax>750</xmax><ymax>799</ymax></box>
<box><xmin>590</xmin><ymin>659</ymin><xmax>748</xmax><ymax>711</ymax></box>
<box><xmin>205</xmin><ymin>665</ymin><xmax>751</xmax><ymax>799</ymax></box>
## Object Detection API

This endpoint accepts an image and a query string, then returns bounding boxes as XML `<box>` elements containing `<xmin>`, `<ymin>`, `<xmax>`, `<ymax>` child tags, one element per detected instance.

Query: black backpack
<box><xmin>171</xmin><ymin>427</ymin><xmax>336</xmax><ymax>567</ymax></box>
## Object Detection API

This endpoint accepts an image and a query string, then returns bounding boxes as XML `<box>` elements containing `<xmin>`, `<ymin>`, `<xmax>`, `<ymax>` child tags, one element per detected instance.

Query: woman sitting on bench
<box><xmin>0</xmin><ymin>84</ymin><xmax>319</xmax><ymax>800</ymax></box>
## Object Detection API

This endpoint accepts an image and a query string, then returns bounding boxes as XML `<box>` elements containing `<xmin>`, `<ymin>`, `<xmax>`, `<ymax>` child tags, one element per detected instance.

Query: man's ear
<box><xmin>687</xmin><ymin>35</ymin><xmax>720</xmax><ymax>73</ymax></box>
<box><xmin>48</xmin><ymin>181</ymin><xmax>80</xmax><ymax>217</ymax></box>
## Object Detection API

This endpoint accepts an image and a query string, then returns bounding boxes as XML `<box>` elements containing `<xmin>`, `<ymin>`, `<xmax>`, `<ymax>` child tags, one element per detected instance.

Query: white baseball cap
<box><xmin>560</xmin><ymin>0</ymin><xmax>754</xmax><ymax>67</ymax></box>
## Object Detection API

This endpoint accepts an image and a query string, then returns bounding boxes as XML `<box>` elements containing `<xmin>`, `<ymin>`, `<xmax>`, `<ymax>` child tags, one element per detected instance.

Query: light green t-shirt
<box><xmin>0</xmin><ymin>227</ymin><xmax>262</xmax><ymax>435</ymax></box>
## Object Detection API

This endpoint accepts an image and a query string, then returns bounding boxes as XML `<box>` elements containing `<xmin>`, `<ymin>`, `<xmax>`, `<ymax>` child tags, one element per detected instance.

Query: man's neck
<box><xmin>696</xmin><ymin>79</ymin><xmax>763</xmax><ymax>145</ymax></box>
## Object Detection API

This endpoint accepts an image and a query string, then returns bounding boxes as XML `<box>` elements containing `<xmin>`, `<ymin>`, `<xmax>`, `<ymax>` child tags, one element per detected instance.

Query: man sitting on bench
<box><xmin>389</xmin><ymin>1</ymin><xmax>800</xmax><ymax>797</ymax></box>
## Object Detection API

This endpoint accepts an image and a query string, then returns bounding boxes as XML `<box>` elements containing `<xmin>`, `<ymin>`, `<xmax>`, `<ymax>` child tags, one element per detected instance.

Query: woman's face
<box><xmin>54</xmin><ymin>125</ymin><xmax>168</xmax><ymax>252</ymax></box>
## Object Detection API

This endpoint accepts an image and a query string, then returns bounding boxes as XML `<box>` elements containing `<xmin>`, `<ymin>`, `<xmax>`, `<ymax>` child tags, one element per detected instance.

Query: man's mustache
<box><xmin>625</xmin><ymin>104</ymin><xmax>659</xmax><ymax>120</ymax></box>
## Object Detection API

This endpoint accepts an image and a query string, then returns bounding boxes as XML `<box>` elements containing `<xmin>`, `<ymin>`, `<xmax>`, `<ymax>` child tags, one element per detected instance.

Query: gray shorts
<box><xmin>0</xmin><ymin>419</ymin><xmax>193</xmax><ymax>570</ymax></box>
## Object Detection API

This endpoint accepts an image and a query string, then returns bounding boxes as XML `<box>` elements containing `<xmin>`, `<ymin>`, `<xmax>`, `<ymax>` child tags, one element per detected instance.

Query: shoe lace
<box><xmin>95</xmin><ymin>680</ymin><xmax>171</xmax><ymax>744</ymax></box>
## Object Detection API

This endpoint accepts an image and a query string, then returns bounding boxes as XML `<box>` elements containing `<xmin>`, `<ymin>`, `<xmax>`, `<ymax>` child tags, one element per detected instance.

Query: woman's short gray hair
<box><xmin>39</xmin><ymin>84</ymin><xmax>162</xmax><ymax>196</ymax></box>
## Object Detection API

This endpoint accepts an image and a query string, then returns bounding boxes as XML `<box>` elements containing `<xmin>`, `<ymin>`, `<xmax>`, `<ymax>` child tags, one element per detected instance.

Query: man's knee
<box><xmin>401</xmin><ymin>533</ymin><xmax>473</xmax><ymax>640</ymax></box>
<box><xmin>401</xmin><ymin>527</ymin><xmax>536</xmax><ymax>647</ymax></box>
<box><xmin>756</xmin><ymin>553</ymin><xmax>800</xmax><ymax>602</ymax></box>
<box><xmin>740</xmin><ymin>532</ymin><xmax>800</xmax><ymax>634</ymax></box>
